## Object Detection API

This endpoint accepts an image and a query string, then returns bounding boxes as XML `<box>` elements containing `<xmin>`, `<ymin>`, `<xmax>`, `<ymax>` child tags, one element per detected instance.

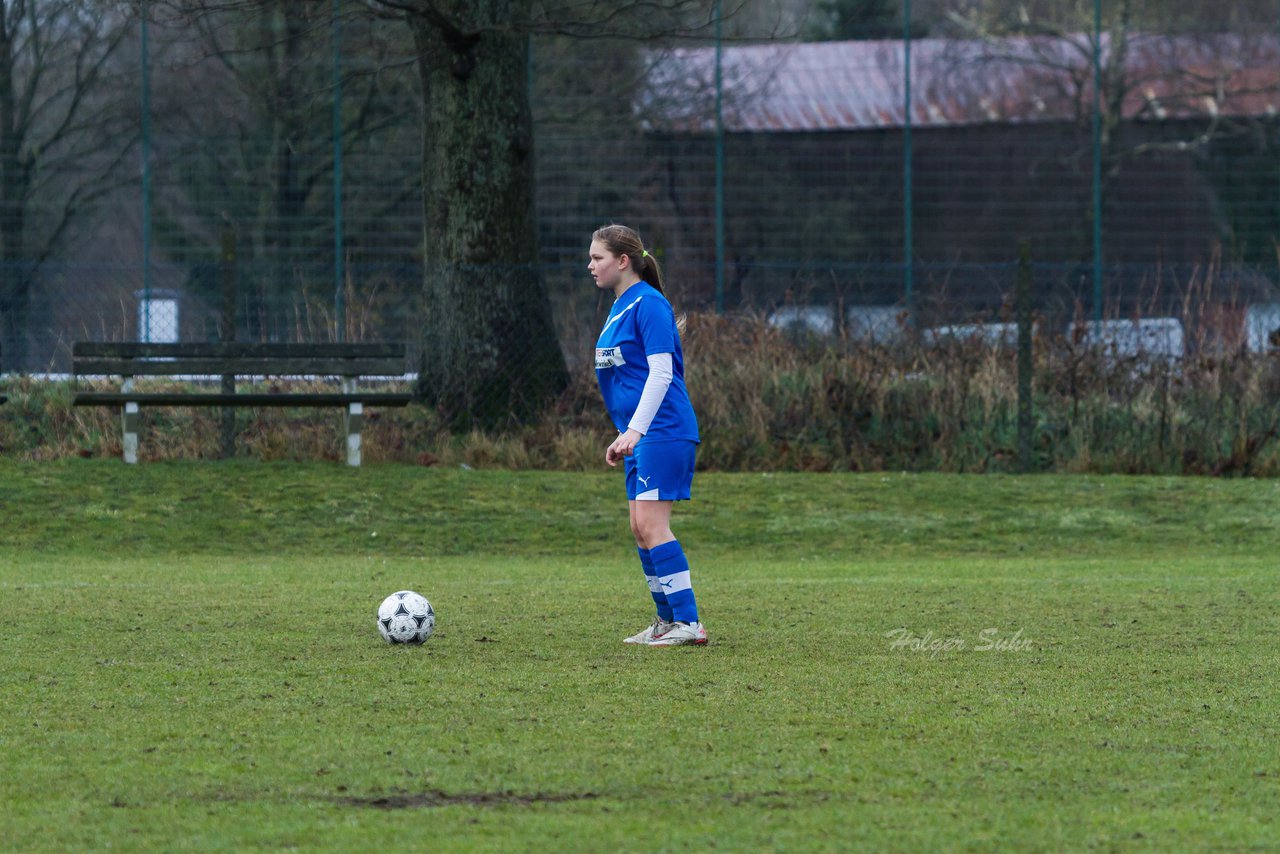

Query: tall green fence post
<box><xmin>1017</xmin><ymin>242</ymin><xmax>1034</xmax><ymax>473</ymax></box>
<box><xmin>714</xmin><ymin>0</ymin><xmax>725</xmax><ymax>314</ymax></box>
<box><xmin>141</xmin><ymin>0</ymin><xmax>152</xmax><ymax>341</ymax></box>
<box><xmin>332</xmin><ymin>0</ymin><xmax>345</xmax><ymax>342</ymax></box>
<box><xmin>1091</xmin><ymin>0</ymin><xmax>1103</xmax><ymax>329</ymax></box>
<box><xmin>903</xmin><ymin>0</ymin><xmax>914</xmax><ymax>318</ymax></box>
<box><xmin>220</xmin><ymin>228</ymin><xmax>237</xmax><ymax>459</ymax></box>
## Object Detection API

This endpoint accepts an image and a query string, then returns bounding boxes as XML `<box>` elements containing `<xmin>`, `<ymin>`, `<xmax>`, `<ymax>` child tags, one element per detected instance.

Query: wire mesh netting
<box><xmin>2</xmin><ymin>0</ymin><xmax>1280</xmax><ymax>387</ymax></box>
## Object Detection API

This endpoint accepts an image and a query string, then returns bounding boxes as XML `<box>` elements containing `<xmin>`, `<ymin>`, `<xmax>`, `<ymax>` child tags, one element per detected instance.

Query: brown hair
<box><xmin>592</xmin><ymin>224</ymin><xmax>665</xmax><ymax>295</ymax></box>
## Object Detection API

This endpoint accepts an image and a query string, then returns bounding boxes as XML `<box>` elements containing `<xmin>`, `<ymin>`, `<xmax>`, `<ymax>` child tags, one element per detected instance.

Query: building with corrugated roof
<box><xmin>617</xmin><ymin>34</ymin><xmax>1280</xmax><ymax>319</ymax></box>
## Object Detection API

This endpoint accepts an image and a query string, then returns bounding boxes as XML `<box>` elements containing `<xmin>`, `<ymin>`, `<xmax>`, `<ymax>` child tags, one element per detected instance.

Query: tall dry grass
<box><xmin>4</xmin><ymin>310</ymin><xmax>1280</xmax><ymax>475</ymax></box>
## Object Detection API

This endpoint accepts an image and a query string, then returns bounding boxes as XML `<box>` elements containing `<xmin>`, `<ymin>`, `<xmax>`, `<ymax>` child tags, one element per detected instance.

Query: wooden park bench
<box><xmin>72</xmin><ymin>342</ymin><xmax>414</xmax><ymax>465</ymax></box>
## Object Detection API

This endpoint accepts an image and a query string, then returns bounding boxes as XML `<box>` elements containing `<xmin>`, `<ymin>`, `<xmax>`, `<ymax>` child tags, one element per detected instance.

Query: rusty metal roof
<box><xmin>641</xmin><ymin>34</ymin><xmax>1280</xmax><ymax>132</ymax></box>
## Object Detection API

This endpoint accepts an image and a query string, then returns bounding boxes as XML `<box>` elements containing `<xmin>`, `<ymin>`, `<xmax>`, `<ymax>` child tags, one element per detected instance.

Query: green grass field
<box><xmin>1</xmin><ymin>462</ymin><xmax>1277</xmax><ymax>850</ymax></box>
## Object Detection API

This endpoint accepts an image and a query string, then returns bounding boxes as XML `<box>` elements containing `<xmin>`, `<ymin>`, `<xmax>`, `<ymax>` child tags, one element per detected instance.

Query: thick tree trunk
<box><xmin>409</xmin><ymin>3</ymin><xmax>568</xmax><ymax>428</ymax></box>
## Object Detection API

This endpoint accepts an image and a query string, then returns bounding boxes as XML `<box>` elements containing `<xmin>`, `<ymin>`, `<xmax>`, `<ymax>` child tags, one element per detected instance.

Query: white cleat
<box><xmin>647</xmin><ymin>621</ymin><xmax>708</xmax><ymax>646</ymax></box>
<box><xmin>624</xmin><ymin>618</ymin><xmax>675</xmax><ymax>645</ymax></box>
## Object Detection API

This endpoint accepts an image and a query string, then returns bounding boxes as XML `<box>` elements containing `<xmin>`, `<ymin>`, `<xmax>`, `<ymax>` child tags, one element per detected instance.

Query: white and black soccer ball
<box><xmin>376</xmin><ymin>590</ymin><xmax>435</xmax><ymax>644</ymax></box>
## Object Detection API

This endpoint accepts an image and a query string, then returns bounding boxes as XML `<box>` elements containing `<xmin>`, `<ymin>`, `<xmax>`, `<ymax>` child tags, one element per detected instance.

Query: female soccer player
<box><xmin>589</xmin><ymin>224</ymin><xmax>707</xmax><ymax>647</ymax></box>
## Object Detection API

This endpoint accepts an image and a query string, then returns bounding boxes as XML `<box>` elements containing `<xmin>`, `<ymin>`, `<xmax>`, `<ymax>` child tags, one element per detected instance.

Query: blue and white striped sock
<box><xmin>650</xmin><ymin>540</ymin><xmax>698</xmax><ymax>624</ymax></box>
<box><xmin>639</xmin><ymin>547</ymin><xmax>674</xmax><ymax>622</ymax></box>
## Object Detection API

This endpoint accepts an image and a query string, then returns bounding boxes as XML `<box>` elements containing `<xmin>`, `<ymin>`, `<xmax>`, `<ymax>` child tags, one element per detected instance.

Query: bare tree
<box><xmin>359</xmin><ymin>0</ymin><xmax>744</xmax><ymax>427</ymax></box>
<box><xmin>155</xmin><ymin>0</ymin><xmax>748</xmax><ymax>425</ymax></box>
<box><xmin>152</xmin><ymin>0</ymin><xmax>419</xmax><ymax>343</ymax></box>
<box><xmin>0</xmin><ymin>0</ymin><xmax>136</xmax><ymax>370</ymax></box>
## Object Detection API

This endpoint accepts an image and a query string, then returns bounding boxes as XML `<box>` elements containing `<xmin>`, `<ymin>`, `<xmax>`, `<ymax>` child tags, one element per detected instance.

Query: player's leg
<box><xmin>632</xmin><ymin>441</ymin><xmax>706</xmax><ymax>646</ymax></box>
<box><xmin>623</xmin><ymin>457</ymin><xmax>674</xmax><ymax>644</ymax></box>
<box><xmin>631</xmin><ymin>498</ymin><xmax>675</xmax><ymax>549</ymax></box>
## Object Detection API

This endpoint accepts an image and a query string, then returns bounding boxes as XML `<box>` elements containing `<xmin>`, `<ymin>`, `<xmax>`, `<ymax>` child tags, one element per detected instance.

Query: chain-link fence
<box><xmin>3</xmin><ymin>1</ymin><xmax>1280</xmax><ymax>380</ymax></box>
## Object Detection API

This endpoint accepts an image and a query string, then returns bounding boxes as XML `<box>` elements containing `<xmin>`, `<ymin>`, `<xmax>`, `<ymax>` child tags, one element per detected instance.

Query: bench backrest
<box><xmin>72</xmin><ymin>342</ymin><xmax>407</xmax><ymax>377</ymax></box>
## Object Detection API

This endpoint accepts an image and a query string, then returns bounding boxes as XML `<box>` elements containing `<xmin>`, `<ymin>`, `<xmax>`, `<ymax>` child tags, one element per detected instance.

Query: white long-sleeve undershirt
<box><xmin>626</xmin><ymin>352</ymin><xmax>673</xmax><ymax>435</ymax></box>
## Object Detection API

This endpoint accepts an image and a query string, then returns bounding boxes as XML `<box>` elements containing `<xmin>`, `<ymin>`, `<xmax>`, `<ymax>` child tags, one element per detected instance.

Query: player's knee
<box><xmin>634</xmin><ymin>516</ymin><xmax>671</xmax><ymax>549</ymax></box>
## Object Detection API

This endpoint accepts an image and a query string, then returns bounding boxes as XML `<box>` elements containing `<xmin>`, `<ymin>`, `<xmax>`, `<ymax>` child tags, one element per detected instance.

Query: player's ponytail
<box><xmin>593</xmin><ymin>223</ymin><xmax>666</xmax><ymax>296</ymax></box>
<box><xmin>637</xmin><ymin>248</ymin><xmax>666</xmax><ymax>296</ymax></box>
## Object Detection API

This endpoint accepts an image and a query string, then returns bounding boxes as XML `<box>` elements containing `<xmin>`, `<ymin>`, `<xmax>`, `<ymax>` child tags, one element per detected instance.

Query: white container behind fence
<box><xmin>1245</xmin><ymin>303</ymin><xmax>1280</xmax><ymax>353</ymax></box>
<box><xmin>134</xmin><ymin>288</ymin><xmax>180</xmax><ymax>343</ymax></box>
<box><xmin>768</xmin><ymin>305</ymin><xmax>903</xmax><ymax>343</ymax></box>
<box><xmin>846</xmin><ymin>305</ymin><xmax>903</xmax><ymax>344</ymax></box>
<box><xmin>767</xmin><ymin>305</ymin><xmax>835</xmax><ymax>336</ymax></box>
<box><xmin>1068</xmin><ymin>317</ymin><xmax>1184</xmax><ymax>362</ymax></box>
<box><xmin>922</xmin><ymin>321</ymin><xmax>1021</xmax><ymax>348</ymax></box>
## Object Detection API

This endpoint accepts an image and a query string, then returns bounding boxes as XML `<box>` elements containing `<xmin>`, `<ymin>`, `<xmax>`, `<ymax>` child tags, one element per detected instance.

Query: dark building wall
<box><xmin>586</xmin><ymin>120</ymin><xmax>1256</xmax><ymax>317</ymax></box>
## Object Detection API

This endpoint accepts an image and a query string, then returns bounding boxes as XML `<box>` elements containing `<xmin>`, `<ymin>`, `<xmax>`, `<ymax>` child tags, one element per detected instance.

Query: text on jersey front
<box><xmin>596</xmin><ymin>346</ymin><xmax>626</xmax><ymax>369</ymax></box>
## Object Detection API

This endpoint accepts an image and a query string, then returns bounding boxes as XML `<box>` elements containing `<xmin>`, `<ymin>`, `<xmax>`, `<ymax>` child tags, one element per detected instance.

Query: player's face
<box><xmin>588</xmin><ymin>240</ymin><xmax>625</xmax><ymax>291</ymax></box>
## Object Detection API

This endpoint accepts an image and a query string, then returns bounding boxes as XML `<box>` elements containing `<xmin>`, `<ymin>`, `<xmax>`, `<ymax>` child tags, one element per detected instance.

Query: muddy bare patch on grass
<box><xmin>338</xmin><ymin>789</ymin><xmax>600</xmax><ymax>809</ymax></box>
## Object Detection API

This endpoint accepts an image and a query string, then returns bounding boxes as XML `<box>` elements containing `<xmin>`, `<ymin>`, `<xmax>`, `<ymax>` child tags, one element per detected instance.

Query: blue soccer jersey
<box><xmin>595</xmin><ymin>282</ymin><xmax>699</xmax><ymax>443</ymax></box>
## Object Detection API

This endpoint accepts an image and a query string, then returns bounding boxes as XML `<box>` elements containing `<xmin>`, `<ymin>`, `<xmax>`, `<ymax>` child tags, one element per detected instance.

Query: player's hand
<box><xmin>606</xmin><ymin>429</ymin><xmax>643</xmax><ymax>467</ymax></box>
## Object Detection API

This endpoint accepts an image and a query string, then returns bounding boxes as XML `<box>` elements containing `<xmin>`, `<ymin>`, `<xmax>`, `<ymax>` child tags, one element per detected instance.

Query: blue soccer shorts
<box><xmin>624</xmin><ymin>439</ymin><xmax>698</xmax><ymax>501</ymax></box>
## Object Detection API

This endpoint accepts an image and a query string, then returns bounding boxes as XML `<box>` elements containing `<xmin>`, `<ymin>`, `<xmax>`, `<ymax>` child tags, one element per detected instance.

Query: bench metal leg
<box><xmin>345</xmin><ymin>402</ymin><xmax>363</xmax><ymax>467</ymax></box>
<box><xmin>122</xmin><ymin>402</ymin><xmax>140</xmax><ymax>464</ymax></box>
